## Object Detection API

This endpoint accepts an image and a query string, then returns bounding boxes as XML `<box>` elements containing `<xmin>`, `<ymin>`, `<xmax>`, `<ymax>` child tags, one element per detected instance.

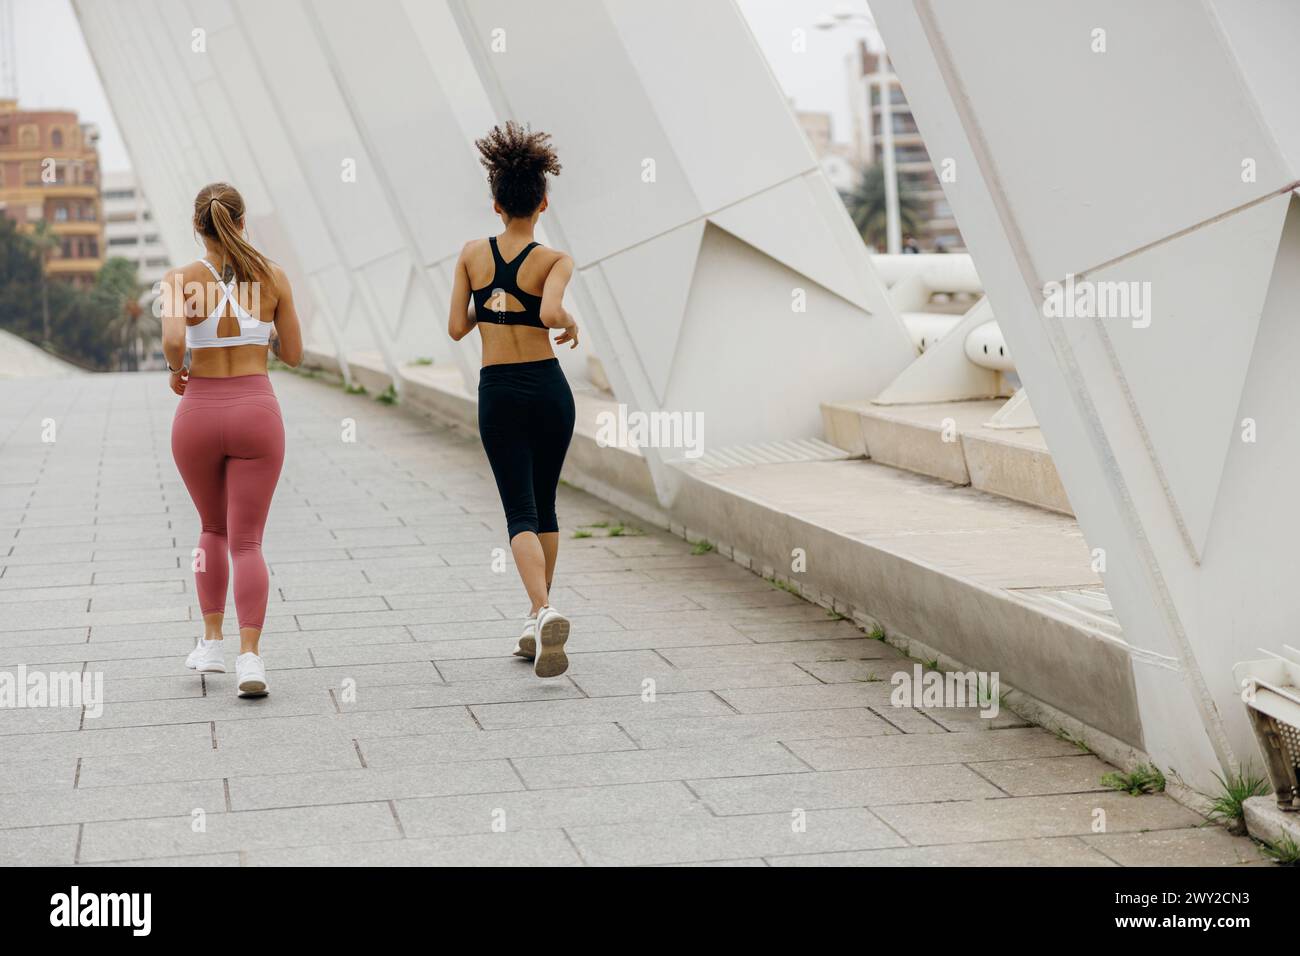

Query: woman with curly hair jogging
<box><xmin>448</xmin><ymin>123</ymin><xmax>579</xmax><ymax>679</ymax></box>
<box><xmin>161</xmin><ymin>182</ymin><xmax>303</xmax><ymax>697</ymax></box>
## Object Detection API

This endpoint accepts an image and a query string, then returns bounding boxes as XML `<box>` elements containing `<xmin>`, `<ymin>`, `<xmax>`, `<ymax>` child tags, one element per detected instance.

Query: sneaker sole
<box><xmin>534</xmin><ymin>615</ymin><xmax>569</xmax><ymax>679</ymax></box>
<box><xmin>237</xmin><ymin>680</ymin><xmax>268</xmax><ymax>697</ymax></box>
<box><xmin>514</xmin><ymin>636</ymin><xmax>536</xmax><ymax>660</ymax></box>
<box><xmin>193</xmin><ymin>662</ymin><xmax>226</xmax><ymax>674</ymax></box>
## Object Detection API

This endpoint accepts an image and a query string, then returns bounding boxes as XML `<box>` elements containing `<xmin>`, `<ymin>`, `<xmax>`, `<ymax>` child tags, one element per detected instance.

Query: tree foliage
<box><xmin>0</xmin><ymin>217</ymin><xmax>150</xmax><ymax>370</ymax></box>
<box><xmin>841</xmin><ymin>163</ymin><xmax>926</xmax><ymax>250</ymax></box>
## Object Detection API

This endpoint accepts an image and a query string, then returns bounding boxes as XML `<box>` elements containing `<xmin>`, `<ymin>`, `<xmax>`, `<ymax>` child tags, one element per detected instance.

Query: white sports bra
<box><xmin>186</xmin><ymin>259</ymin><xmax>273</xmax><ymax>349</ymax></box>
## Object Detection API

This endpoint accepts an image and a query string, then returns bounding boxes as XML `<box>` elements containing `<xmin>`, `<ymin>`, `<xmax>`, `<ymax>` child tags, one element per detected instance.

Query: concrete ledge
<box><xmin>563</xmin><ymin>391</ymin><xmax>663</xmax><ymax>522</ymax></box>
<box><xmin>344</xmin><ymin>351</ymin><xmax>393</xmax><ymax>396</ymax></box>
<box><xmin>858</xmin><ymin>401</ymin><xmax>995</xmax><ymax>484</ymax></box>
<box><xmin>963</xmin><ymin>425</ymin><xmax>1072</xmax><ymax>515</ymax></box>
<box><xmin>823</xmin><ymin>399</ymin><xmax>1074</xmax><ymax>516</ymax></box>
<box><xmin>819</xmin><ymin>400</ymin><xmax>871</xmax><ymax>458</ymax></box>
<box><xmin>301</xmin><ymin>345</ymin><xmax>344</xmax><ymax>380</ymax></box>
<box><xmin>401</xmin><ymin>364</ymin><xmax>478</xmax><ymax>433</ymax></box>
<box><xmin>1244</xmin><ymin>796</ymin><xmax>1300</xmax><ymax>851</ymax></box>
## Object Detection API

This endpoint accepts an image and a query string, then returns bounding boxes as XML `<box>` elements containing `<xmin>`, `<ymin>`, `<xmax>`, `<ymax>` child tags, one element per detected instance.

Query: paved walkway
<box><xmin>0</xmin><ymin>371</ymin><xmax>1266</xmax><ymax>866</ymax></box>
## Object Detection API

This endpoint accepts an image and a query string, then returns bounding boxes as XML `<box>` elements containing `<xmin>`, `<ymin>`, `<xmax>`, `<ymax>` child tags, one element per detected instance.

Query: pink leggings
<box><xmin>171</xmin><ymin>374</ymin><xmax>285</xmax><ymax>630</ymax></box>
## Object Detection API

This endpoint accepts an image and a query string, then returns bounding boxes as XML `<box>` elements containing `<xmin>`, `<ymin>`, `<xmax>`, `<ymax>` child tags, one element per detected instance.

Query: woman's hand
<box><xmin>170</xmin><ymin>366</ymin><xmax>189</xmax><ymax>396</ymax></box>
<box><xmin>554</xmin><ymin>320</ymin><xmax>579</xmax><ymax>350</ymax></box>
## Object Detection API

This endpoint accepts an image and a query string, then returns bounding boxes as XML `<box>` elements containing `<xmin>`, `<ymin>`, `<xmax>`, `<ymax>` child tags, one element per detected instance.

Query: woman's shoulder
<box><xmin>162</xmin><ymin>260</ymin><xmax>210</xmax><ymax>287</ymax></box>
<box><xmin>266</xmin><ymin>261</ymin><xmax>290</xmax><ymax>290</ymax></box>
<box><xmin>531</xmin><ymin>244</ymin><xmax>571</xmax><ymax>268</ymax></box>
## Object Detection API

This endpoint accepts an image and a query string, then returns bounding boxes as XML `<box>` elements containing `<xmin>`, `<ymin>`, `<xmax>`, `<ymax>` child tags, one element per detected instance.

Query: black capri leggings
<box><xmin>478</xmin><ymin>358</ymin><xmax>576</xmax><ymax>541</ymax></box>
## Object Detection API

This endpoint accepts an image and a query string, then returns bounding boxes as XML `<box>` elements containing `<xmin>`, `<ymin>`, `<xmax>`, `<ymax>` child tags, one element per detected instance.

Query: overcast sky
<box><xmin>12</xmin><ymin>0</ymin><xmax>876</xmax><ymax>174</ymax></box>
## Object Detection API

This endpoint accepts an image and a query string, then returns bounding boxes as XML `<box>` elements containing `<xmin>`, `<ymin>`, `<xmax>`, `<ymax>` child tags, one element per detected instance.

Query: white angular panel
<box><xmin>604</xmin><ymin>0</ymin><xmax>815</xmax><ymax>212</ymax></box>
<box><xmin>1208</xmin><ymin>0</ymin><xmax>1300</xmax><ymax>175</ymax></box>
<box><xmin>231</xmin><ymin>0</ymin><xmax>405</xmax><ymax>271</ymax></box>
<box><xmin>596</xmin><ymin>221</ymin><xmax>705</xmax><ymax>404</ymax></box>
<box><xmin>198</xmin><ymin>14</ymin><xmax>336</xmax><ymax>274</ymax></box>
<box><xmin>1087</xmin><ymin>193</ymin><xmax>1290</xmax><ymax>559</ymax></box>
<box><xmin>1197</xmin><ymin>195</ymin><xmax>1300</xmax><ymax>754</ymax></box>
<box><xmin>710</xmin><ymin>173</ymin><xmax>886</xmax><ymax>311</ymax></box>
<box><xmin>453</xmin><ymin>0</ymin><xmax>704</xmax><ymax>264</ymax></box>
<box><xmin>308</xmin><ymin>0</ymin><xmax>500</xmax><ymax>267</ymax></box>
<box><xmin>358</xmin><ymin>252</ymin><xmax>416</xmax><ymax>339</ymax></box>
<box><xmin>928</xmin><ymin>0</ymin><xmax>1291</xmax><ymax>282</ymax></box>
<box><xmin>874</xmin><ymin>298</ymin><xmax>999</xmax><ymax>405</ymax></box>
<box><xmin>662</xmin><ymin>225</ymin><xmax>900</xmax><ymax>443</ymax></box>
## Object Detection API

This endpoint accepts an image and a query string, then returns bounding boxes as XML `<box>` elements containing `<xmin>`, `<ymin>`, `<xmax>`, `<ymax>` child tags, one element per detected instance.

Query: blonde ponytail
<box><xmin>193</xmin><ymin>182</ymin><xmax>273</xmax><ymax>285</ymax></box>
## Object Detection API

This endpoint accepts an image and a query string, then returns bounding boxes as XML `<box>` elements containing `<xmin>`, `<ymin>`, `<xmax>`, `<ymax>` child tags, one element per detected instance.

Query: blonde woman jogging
<box><xmin>160</xmin><ymin>182</ymin><xmax>303</xmax><ymax>697</ymax></box>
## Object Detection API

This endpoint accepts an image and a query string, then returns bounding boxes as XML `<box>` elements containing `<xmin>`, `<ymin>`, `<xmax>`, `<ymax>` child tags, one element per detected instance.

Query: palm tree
<box><xmin>842</xmin><ymin>164</ymin><xmax>925</xmax><ymax>251</ymax></box>
<box><xmin>98</xmin><ymin>257</ymin><xmax>153</xmax><ymax>371</ymax></box>
<box><xmin>30</xmin><ymin>220</ymin><xmax>59</xmax><ymax>344</ymax></box>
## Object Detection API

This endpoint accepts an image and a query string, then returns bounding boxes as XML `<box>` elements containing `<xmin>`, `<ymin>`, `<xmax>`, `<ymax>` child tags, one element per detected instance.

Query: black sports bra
<box><xmin>471</xmin><ymin>237</ymin><xmax>545</xmax><ymax>329</ymax></box>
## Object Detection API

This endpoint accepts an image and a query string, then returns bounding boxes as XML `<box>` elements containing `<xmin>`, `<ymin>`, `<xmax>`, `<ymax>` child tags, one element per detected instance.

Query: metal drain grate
<box><xmin>1234</xmin><ymin>649</ymin><xmax>1300</xmax><ymax>812</ymax></box>
<box><xmin>671</xmin><ymin>437</ymin><xmax>850</xmax><ymax>475</ymax></box>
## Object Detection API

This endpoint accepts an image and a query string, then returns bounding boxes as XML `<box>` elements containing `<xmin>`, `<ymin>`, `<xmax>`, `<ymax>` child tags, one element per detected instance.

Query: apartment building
<box><xmin>102</xmin><ymin>169</ymin><xmax>170</xmax><ymax>288</ymax></box>
<box><xmin>0</xmin><ymin>98</ymin><xmax>104</xmax><ymax>285</ymax></box>
<box><xmin>845</xmin><ymin>43</ymin><xmax>963</xmax><ymax>251</ymax></box>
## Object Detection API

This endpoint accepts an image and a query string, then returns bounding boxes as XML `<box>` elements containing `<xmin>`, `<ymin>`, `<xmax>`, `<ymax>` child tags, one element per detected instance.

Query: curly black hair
<box><xmin>475</xmin><ymin>121</ymin><xmax>562</xmax><ymax>220</ymax></box>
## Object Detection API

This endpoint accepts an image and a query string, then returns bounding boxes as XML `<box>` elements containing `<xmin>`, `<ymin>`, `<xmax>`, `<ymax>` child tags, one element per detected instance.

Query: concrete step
<box><xmin>822</xmin><ymin>399</ymin><xmax>1073</xmax><ymax>516</ymax></box>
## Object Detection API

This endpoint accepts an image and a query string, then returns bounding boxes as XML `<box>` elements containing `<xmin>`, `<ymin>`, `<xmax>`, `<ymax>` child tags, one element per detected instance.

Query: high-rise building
<box><xmin>794</xmin><ymin>108</ymin><xmax>860</xmax><ymax>193</ymax></box>
<box><xmin>102</xmin><ymin>170</ymin><xmax>170</xmax><ymax>288</ymax></box>
<box><xmin>845</xmin><ymin>43</ymin><xmax>963</xmax><ymax>252</ymax></box>
<box><xmin>0</xmin><ymin>98</ymin><xmax>104</xmax><ymax>285</ymax></box>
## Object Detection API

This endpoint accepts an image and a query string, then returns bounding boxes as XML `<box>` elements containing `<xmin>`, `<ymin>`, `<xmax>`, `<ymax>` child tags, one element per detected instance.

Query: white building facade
<box><xmin>102</xmin><ymin>169</ymin><xmax>171</xmax><ymax>288</ymax></box>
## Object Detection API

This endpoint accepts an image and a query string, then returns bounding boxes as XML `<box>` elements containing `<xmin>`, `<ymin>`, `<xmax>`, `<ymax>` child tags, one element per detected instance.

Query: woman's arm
<box><xmin>159</xmin><ymin>267</ymin><xmax>189</xmax><ymax>394</ymax></box>
<box><xmin>448</xmin><ymin>244</ymin><xmax>477</xmax><ymax>341</ymax></box>
<box><xmin>270</xmin><ymin>265</ymin><xmax>303</xmax><ymax>367</ymax></box>
<box><xmin>539</xmin><ymin>254</ymin><xmax>575</xmax><ymax>329</ymax></box>
<box><xmin>160</xmin><ymin>268</ymin><xmax>187</xmax><ymax>366</ymax></box>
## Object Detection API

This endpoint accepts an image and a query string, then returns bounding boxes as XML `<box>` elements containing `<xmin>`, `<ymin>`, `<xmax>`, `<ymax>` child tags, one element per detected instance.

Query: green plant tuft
<box><xmin>1206</xmin><ymin>769</ymin><xmax>1270</xmax><ymax>829</ymax></box>
<box><xmin>1100</xmin><ymin>764</ymin><xmax>1166</xmax><ymax>796</ymax></box>
<box><xmin>1261</xmin><ymin>833</ymin><xmax>1300</xmax><ymax>866</ymax></box>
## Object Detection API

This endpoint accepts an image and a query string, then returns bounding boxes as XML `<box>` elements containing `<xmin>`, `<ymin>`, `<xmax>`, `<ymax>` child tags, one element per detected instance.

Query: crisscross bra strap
<box><xmin>474</xmin><ymin>237</ymin><xmax>544</xmax><ymax>328</ymax></box>
<box><xmin>488</xmin><ymin>237</ymin><xmax>539</xmax><ymax>294</ymax></box>
<box><xmin>186</xmin><ymin>259</ymin><xmax>271</xmax><ymax>348</ymax></box>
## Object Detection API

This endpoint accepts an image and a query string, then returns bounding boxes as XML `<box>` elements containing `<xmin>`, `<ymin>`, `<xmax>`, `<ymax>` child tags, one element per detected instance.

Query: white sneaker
<box><xmin>533</xmin><ymin>605</ymin><xmax>570</xmax><ymax>679</ymax></box>
<box><xmin>513</xmin><ymin>614</ymin><xmax>537</xmax><ymax>660</ymax></box>
<box><xmin>185</xmin><ymin>638</ymin><xmax>226</xmax><ymax>673</ymax></box>
<box><xmin>235</xmin><ymin>652</ymin><xmax>269</xmax><ymax>697</ymax></box>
